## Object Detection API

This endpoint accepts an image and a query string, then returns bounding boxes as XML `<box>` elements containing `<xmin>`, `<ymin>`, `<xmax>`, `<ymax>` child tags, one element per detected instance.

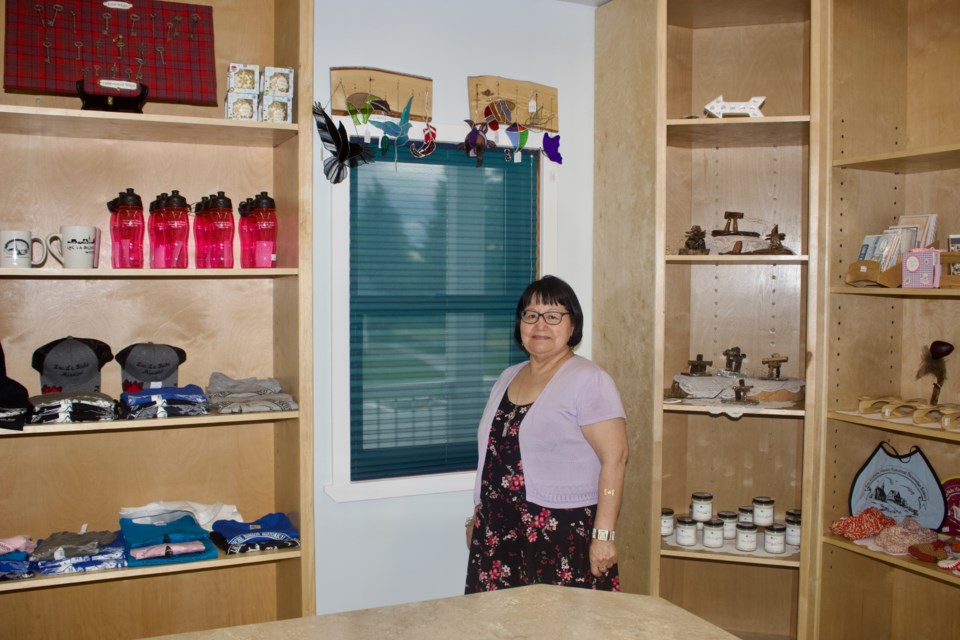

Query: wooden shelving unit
<box><xmin>816</xmin><ymin>0</ymin><xmax>960</xmax><ymax>638</ymax></box>
<box><xmin>595</xmin><ymin>1</ymin><xmax>819</xmax><ymax>638</ymax></box>
<box><xmin>0</xmin><ymin>2</ymin><xmax>314</xmax><ymax>638</ymax></box>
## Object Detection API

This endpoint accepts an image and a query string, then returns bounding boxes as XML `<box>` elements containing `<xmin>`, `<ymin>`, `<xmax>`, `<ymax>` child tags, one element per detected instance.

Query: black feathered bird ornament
<box><xmin>916</xmin><ymin>340</ymin><xmax>954</xmax><ymax>405</ymax></box>
<box><xmin>313</xmin><ymin>102</ymin><xmax>374</xmax><ymax>184</ymax></box>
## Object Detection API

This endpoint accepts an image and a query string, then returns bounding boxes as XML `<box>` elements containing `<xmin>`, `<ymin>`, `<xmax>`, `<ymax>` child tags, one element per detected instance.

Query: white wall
<box><xmin>313</xmin><ymin>0</ymin><xmax>596</xmax><ymax>614</ymax></box>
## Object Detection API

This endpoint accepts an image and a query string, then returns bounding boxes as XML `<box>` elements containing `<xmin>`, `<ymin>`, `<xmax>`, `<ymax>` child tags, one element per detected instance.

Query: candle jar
<box><xmin>676</xmin><ymin>516</ymin><xmax>698</xmax><ymax>546</ymax></box>
<box><xmin>718</xmin><ymin>510</ymin><xmax>738</xmax><ymax>539</ymax></box>
<box><xmin>661</xmin><ymin>508</ymin><xmax>675</xmax><ymax>536</ymax></box>
<box><xmin>764</xmin><ymin>523</ymin><xmax>787</xmax><ymax>554</ymax></box>
<box><xmin>691</xmin><ymin>492</ymin><xmax>713</xmax><ymax>522</ymax></box>
<box><xmin>702</xmin><ymin>519</ymin><xmax>724</xmax><ymax>548</ymax></box>
<box><xmin>736</xmin><ymin>522</ymin><xmax>758</xmax><ymax>552</ymax></box>
<box><xmin>753</xmin><ymin>496</ymin><xmax>775</xmax><ymax>527</ymax></box>
<box><xmin>738</xmin><ymin>505</ymin><xmax>754</xmax><ymax>523</ymax></box>
<box><xmin>786</xmin><ymin>513</ymin><xmax>801</xmax><ymax>547</ymax></box>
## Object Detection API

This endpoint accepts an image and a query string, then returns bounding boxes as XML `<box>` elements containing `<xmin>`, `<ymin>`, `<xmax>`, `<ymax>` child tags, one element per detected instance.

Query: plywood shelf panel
<box><xmin>830</xmin><ymin>285</ymin><xmax>960</xmax><ymax>298</ymax></box>
<box><xmin>666</xmin><ymin>255</ymin><xmax>808</xmax><ymax>265</ymax></box>
<box><xmin>828</xmin><ymin>410</ymin><xmax>960</xmax><ymax>444</ymax></box>
<box><xmin>822</xmin><ymin>535</ymin><xmax>960</xmax><ymax>587</ymax></box>
<box><xmin>668</xmin><ymin>0</ymin><xmax>810</xmax><ymax>29</ymax></box>
<box><xmin>0</xmin><ymin>105</ymin><xmax>298</xmax><ymax>148</ymax></box>
<box><xmin>0</xmin><ymin>268</ymin><xmax>297</xmax><ymax>279</ymax></box>
<box><xmin>1</xmin><ymin>411</ymin><xmax>299</xmax><ymax>438</ymax></box>
<box><xmin>667</xmin><ymin>117</ymin><xmax>810</xmax><ymax>147</ymax></box>
<box><xmin>833</xmin><ymin>144</ymin><xmax>960</xmax><ymax>173</ymax></box>
<box><xmin>663</xmin><ymin>402</ymin><xmax>805</xmax><ymax>417</ymax></box>
<box><xmin>0</xmin><ymin>548</ymin><xmax>301</xmax><ymax>594</ymax></box>
<box><xmin>661</xmin><ymin>542</ymin><xmax>801</xmax><ymax>568</ymax></box>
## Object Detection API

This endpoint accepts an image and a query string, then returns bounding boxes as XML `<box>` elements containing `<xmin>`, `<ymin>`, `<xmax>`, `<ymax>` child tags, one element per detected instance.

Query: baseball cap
<box><xmin>31</xmin><ymin>337</ymin><xmax>113</xmax><ymax>394</ymax></box>
<box><xmin>116</xmin><ymin>342</ymin><xmax>187</xmax><ymax>392</ymax></box>
<box><xmin>0</xmin><ymin>341</ymin><xmax>30</xmax><ymax>429</ymax></box>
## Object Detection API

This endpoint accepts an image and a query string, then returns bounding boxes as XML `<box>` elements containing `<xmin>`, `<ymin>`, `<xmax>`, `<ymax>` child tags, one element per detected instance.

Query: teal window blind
<box><xmin>350</xmin><ymin>142</ymin><xmax>538</xmax><ymax>480</ymax></box>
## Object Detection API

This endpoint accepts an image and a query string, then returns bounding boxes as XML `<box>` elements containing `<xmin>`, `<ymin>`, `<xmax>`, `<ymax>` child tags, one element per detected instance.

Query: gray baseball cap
<box><xmin>32</xmin><ymin>337</ymin><xmax>113</xmax><ymax>394</ymax></box>
<box><xmin>116</xmin><ymin>342</ymin><xmax>187</xmax><ymax>392</ymax></box>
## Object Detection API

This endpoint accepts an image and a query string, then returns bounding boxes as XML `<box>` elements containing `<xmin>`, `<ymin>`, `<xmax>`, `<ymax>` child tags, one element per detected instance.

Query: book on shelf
<box><xmin>858</xmin><ymin>234</ymin><xmax>883</xmax><ymax>261</ymax></box>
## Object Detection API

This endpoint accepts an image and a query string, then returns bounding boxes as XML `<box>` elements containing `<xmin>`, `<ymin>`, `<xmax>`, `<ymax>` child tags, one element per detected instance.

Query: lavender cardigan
<box><xmin>472</xmin><ymin>355</ymin><xmax>626</xmax><ymax>509</ymax></box>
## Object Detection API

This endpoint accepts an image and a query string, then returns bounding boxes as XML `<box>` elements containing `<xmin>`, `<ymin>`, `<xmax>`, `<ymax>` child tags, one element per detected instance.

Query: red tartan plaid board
<box><xmin>4</xmin><ymin>0</ymin><xmax>216</xmax><ymax>105</ymax></box>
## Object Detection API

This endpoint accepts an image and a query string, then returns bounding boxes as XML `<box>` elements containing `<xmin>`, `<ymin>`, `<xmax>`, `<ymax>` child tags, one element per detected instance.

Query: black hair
<box><xmin>513</xmin><ymin>275</ymin><xmax>584</xmax><ymax>349</ymax></box>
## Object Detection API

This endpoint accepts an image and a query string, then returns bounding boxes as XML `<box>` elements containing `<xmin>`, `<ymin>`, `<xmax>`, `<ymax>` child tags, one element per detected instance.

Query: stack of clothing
<box><xmin>0</xmin><ymin>535</ymin><xmax>36</xmax><ymax>581</ymax></box>
<box><xmin>28</xmin><ymin>391</ymin><xmax>119</xmax><ymax>424</ymax></box>
<box><xmin>205</xmin><ymin>372</ymin><xmax>298</xmax><ymax>414</ymax></box>
<box><xmin>120</xmin><ymin>384</ymin><xmax>209</xmax><ymax>419</ymax></box>
<box><xmin>29</xmin><ymin>530</ymin><xmax>125</xmax><ymax>575</ymax></box>
<box><xmin>0</xmin><ymin>342</ymin><xmax>30</xmax><ymax>431</ymax></box>
<box><xmin>119</xmin><ymin>512</ymin><xmax>217</xmax><ymax>567</ymax></box>
<box><xmin>211</xmin><ymin>512</ymin><xmax>301</xmax><ymax>554</ymax></box>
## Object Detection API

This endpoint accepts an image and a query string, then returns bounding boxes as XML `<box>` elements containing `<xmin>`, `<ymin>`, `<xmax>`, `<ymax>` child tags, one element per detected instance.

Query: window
<box><xmin>349</xmin><ymin>142</ymin><xmax>539</xmax><ymax>480</ymax></box>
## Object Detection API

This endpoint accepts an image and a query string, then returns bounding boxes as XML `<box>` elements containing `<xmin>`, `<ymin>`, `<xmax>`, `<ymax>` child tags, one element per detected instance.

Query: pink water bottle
<box><xmin>110</xmin><ymin>187</ymin><xmax>144</xmax><ymax>268</ymax></box>
<box><xmin>194</xmin><ymin>191</ymin><xmax>234</xmax><ymax>268</ymax></box>
<box><xmin>240</xmin><ymin>191</ymin><xmax>279</xmax><ymax>268</ymax></box>
<box><xmin>149</xmin><ymin>191</ymin><xmax>190</xmax><ymax>268</ymax></box>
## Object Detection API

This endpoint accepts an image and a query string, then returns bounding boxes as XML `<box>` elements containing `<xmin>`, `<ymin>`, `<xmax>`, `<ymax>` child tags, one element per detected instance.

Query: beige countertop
<box><xmin>149</xmin><ymin>584</ymin><xmax>739</xmax><ymax>639</ymax></box>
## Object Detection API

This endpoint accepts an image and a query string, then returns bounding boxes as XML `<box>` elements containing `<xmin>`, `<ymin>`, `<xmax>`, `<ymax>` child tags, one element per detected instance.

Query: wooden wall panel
<box><xmin>906</xmin><ymin>0</ymin><xmax>960</xmax><ymax>149</ymax></box>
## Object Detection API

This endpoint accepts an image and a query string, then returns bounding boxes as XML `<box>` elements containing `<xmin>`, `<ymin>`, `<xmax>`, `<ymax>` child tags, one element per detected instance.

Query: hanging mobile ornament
<box><xmin>529</xmin><ymin>91</ymin><xmax>538</xmax><ymax>113</ymax></box>
<box><xmin>410</xmin><ymin>92</ymin><xmax>437</xmax><ymax>159</ymax></box>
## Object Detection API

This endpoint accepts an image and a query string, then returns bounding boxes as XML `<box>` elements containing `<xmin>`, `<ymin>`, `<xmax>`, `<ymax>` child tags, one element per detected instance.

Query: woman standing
<box><xmin>465</xmin><ymin>275</ymin><xmax>628</xmax><ymax>592</ymax></box>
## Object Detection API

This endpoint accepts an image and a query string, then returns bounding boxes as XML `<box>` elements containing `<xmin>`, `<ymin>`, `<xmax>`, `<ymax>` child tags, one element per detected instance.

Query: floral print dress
<box><xmin>464</xmin><ymin>391</ymin><xmax>619</xmax><ymax>593</ymax></box>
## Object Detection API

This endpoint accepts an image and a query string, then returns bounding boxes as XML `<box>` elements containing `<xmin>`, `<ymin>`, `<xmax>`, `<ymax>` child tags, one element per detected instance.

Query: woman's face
<box><xmin>520</xmin><ymin>296</ymin><xmax>575</xmax><ymax>359</ymax></box>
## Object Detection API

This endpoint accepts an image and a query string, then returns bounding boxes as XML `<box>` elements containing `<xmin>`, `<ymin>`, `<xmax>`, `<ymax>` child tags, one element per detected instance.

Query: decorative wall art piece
<box><xmin>313</xmin><ymin>102</ymin><xmax>374</xmax><ymax>185</ymax></box>
<box><xmin>4</xmin><ymin>0</ymin><xmax>216</xmax><ymax>105</ymax></box>
<box><xmin>704</xmin><ymin>95</ymin><xmax>766</xmax><ymax>118</ymax></box>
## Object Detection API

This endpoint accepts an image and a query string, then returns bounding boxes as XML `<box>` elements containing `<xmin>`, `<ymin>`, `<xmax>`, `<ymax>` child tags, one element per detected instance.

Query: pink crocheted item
<box><xmin>830</xmin><ymin>507</ymin><xmax>896</xmax><ymax>540</ymax></box>
<box><xmin>875</xmin><ymin>517</ymin><xmax>938</xmax><ymax>554</ymax></box>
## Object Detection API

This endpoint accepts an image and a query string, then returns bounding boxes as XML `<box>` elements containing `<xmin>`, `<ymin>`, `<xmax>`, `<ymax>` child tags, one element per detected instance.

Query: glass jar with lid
<box><xmin>661</xmin><ymin>508</ymin><xmax>675</xmax><ymax>536</ymax></box>
<box><xmin>690</xmin><ymin>492</ymin><xmax>713</xmax><ymax>522</ymax></box>
<box><xmin>738</xmin><ymin>505</ymin><xmax>754</xmax><ymax>523</ymax></box>
<box><xmin>676</xmin><ymin>516</ymin><xmax>698</xmax><ymax>546</ymax></box>
<box><xmin>717</xmin><ymin>510</ymin><xmax>738</xmax><ymax>539</ymax></box>
<box><xmin>752</xmin><ymin>496</ymin><xmax>775</xmax><ymax>526</ymax></box>
<box><xmin>702</xmin><ymin>518</ymin><xmax>724</xmax><ymax>548</ymax></box>
<box><xmin>735</xmin><ymin>522</ymin><xmax>758</xmax><ymax>552</ymax></box>
<box><xmin>764</xmin><ymin>523</ymin><xmax>787</xmax><ymax>554</ymax></box>
<box><xmin>786</xmin><ymin>512</ymin><xmax>801</xmax><ymax>547</ymax></box>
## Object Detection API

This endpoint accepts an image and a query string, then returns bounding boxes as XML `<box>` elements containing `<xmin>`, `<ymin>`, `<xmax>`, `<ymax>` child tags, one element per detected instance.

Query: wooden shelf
<box><xmin>0</xmin><ymin>105</ymin><xmax>298</xmax><ymax>148</ymax></box>
<box><xmin>666</xmin><ymin>255</ymin><xmax>808</xmax><ymax>265</ymax></box>
<box><xmin>832</xmin><ymin>144</ymin><xmax>960</xmax><ymax>174</ymax></box>
<box><xmin>0</xmin><ymin>547</ymin><xmax>301</xmax><ymax>594</ymax></box>
<box><xmin>821</xmin><ymin>535</ymin><xmax>960</xmax><ymax>587</ymax></box>
<box><xmin>827</xmin><ymin>410</ymin><xmax>960</xmax><ymax>444</ymax></box>
<box><xmin>830</xmin><ymin>285</ymin><xmax>960</xmax><ymax>298</ymax></box>
<box><xmin>664</xmin><ymin>402</ymin><xmax>805</xmax><ymax>417</ymax></box>
<box><xmin>0</xmin><ymin>267</ymin><xmax>298</xmax><ymax>279</ymax></box>
<box><xmin>1</xmin><ymin>411</ymin><xmax>299</xmax><ymax>438</ymax></box>
<box><xmin>661</xmin><ymin>544</ymin><xmax>801</xmax><ymax>569</ymax></box>
<box><xmin>667</xmin><ymin>117</ymin><xmax>810</xmax><ymax>148</ymax></box>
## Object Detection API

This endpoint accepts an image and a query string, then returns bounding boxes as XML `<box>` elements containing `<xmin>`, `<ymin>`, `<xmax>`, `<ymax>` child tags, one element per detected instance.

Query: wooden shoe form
<box><xmin>911</xmin><ymin>404</ymin><xmax>960</xmax><ymax>429</ymax></box>
<box><xmin>881</xmin><ymin>398</ymin><xmax>926</xmax><ymax>419</ymax></box>
<box><xmin>858</xmin><ymin>395</ymin><xmax>901</xmax><ymax>414</ymax></box>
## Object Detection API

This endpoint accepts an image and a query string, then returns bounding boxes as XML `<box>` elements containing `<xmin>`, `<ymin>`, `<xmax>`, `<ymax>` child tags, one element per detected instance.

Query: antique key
<box><xmin>190</xmin><ymin>14</ymin><xmax>200</xmax><ymax>39</ymax></box>
<box><xmin>156</xmin><ymin>44</ymin><xmax>166</xmax><ymax>65</ymax></box>
<box><xmin>49</xmin><ymin>4</ymin><xmax>63</xmax><ymax>27</ymax></box>
<box><xmin>42</xmin><ymin>39</ymin><xmax>51</xmax><ymax>64</ymax></box>
<box><xmin>94</xmin><ymin>64</ymin><xmax>100</xmax><ymax>78</ymax></box>
<box><xmin>130</xmin><ymin>14</ymin><xmax>139</xmax><ymax>37</ymax></box>
<box><xmin>114</xmin><ymin>34</ymin><xmax>125</xmax><ymax>59</ymax></box>
<box><xmin>167</xmin><ymin>22</ymin><xmax>174</xmax><ymax>40</ymax></box>
<box><xmin>135</xmin><ymin>57</ymin><xmax>145</xmax><ymax>81</ymax></box>
<box><xmin>70</xmin><ymin>8</ymin><xmax>77</xmax><ymax>33</ymax></box>
<box><xmin>173</xmin><ymin>16</ymin><xmax>182</xmax><ymax>38</ymax></box>
<box><xmin>34</xmin><ymin>4</ymin><xmax>45</xmax><ymax>29</ymax></box>
<box><xmin>125</xmin><ymin>69</ymin><xmax>132</xmax><ymax>81</ymax></box>
<box><xmin>102</xmin><ymin>12</ymin><xmax>111</xmax><ymax>35</ymax></box>
<box><xmin>150</xmin><ymin>13</ymin><xmax>157</xmax><ymax>38</ymax></box>
<box><xmin>74</xmin><ymin>41</ymin><xmax>83</xmax><ymax>61</ymax></box>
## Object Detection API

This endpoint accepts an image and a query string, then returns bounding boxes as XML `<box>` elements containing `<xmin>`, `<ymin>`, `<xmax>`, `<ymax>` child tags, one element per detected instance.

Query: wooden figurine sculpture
<box><xmin>683</xmin><ymin>354</ymin><xmax>713</xmax><ymax>376</ymax></box>
<box><xmin>722</xmin><ymin>378</ymin><xmax>758</xmax><ymax>404</ymax></box>
<box><xmin>762</xmin><ymin>353</ymin><xmax>789</xmax><ymax>380</ymax></box>
<box><xmin>679</xmin><ymin>225</ymin><xmax>709</xmax><ymax>255</ymax></box>
<box><xmin>712</xmin><ymin>211</ymin><xmax>760</xmax><ymax>238</ymax></box>
<box><xmin>750</xmin><ymin>225</ymin><xmax>795</xmax><ymax>255</ymax></box>
<box><xmin>917</xmin><ymin>340</ymin><xmax>954</xmax><ymax>405</ymax></box>
<box><xmin>723</xmin><ymin>346</ymin><xmax>746</xmax><ymax>373</ymax></box>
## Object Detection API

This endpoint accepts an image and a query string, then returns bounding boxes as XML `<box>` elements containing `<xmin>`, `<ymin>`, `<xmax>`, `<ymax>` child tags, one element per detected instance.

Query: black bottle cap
<box><xmin>118</xmin><ymin>187</ymin><xmax>142</xmax><ymax>207</ymax></box>
<box><xmin>166</xmin><ymin>190</ymin><xmax>188</xmax><ymax>208</ymax></box>
<box><xmin>210</xmin><ymin>190</ymin><xmax>232</xmax><ymax>209</ymax></box>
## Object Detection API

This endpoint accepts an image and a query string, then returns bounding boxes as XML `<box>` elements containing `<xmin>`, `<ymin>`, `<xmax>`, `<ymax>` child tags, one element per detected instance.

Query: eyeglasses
<box><xmin>520</xmin><ymin>310</ymin><xmax>570</xmax><ymax>325</ymax></box>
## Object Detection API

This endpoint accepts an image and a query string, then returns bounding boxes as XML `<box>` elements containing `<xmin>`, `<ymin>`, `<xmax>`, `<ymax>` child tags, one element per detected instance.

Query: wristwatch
<box><xmin>591</xmin><ymin>528</ymin><xmax>615</xmax><ymax>541</ymax></box>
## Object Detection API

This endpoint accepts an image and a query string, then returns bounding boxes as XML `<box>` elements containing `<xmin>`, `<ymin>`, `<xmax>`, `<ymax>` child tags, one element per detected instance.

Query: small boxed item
<box><xmin>262</xmin><ymin>67</ymin><xmax>295</xmax><ymax>98</ymax></box>
<box><xmin>902</xmin><ymin>248</ymin><xmax>942</xmax><ymax>288</ymax></box>
<box><xmin>226</xmin><ymin>93</ymin><xmax>259</xmax><ymax>121</ymax></box>
<box><xmin>261</xmin><ymin>95</ymin><xmax>292</xmax><ymax>123</ymax></box>
<box><xmin>227</xmin><ymin>63</ymin><xmax>260</xmax><ymax>94</ymax></box>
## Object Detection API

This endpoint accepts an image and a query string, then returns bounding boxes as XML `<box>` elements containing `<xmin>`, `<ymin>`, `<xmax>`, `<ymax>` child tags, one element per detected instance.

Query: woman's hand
<box><xmin>589</xmin><ymin>539</ymin><xmax>618</xmax><ymax>577</ymax></box>
<box><xmin>465</xmin><ymin>506</ymin><xmax>480</xmax><ymax>549</ymax></box>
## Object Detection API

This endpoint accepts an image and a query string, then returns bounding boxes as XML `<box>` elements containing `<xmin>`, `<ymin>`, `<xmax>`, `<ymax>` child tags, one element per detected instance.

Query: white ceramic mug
<box><xmin>1</xmin><ymin>229</ymin><xmax>47</xmax><ymax>268</ymax></box>
<box><xmin>47</xmin><ymin>226</ymin><xmax>101</xmax><ymax>269</ymax></box>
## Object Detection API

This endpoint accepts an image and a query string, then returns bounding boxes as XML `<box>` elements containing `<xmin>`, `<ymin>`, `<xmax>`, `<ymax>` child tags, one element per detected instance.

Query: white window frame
<box><xmin>324</xmin><ymin>119</ymin><xmax>559</xmax><ymax>502</ymax></box>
